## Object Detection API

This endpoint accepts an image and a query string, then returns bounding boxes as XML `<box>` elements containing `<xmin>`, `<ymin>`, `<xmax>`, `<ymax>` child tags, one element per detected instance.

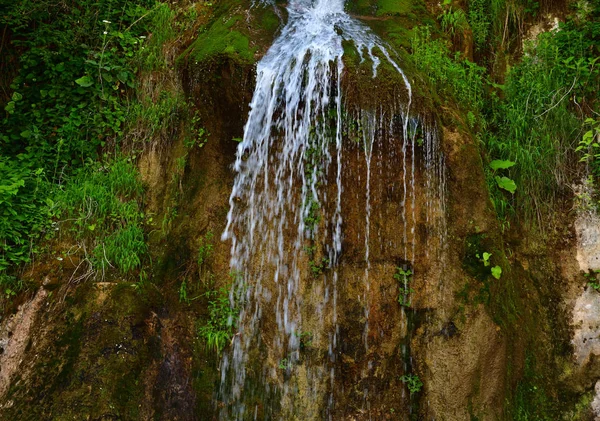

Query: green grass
<box><xmin>198</xmin><ymin>286</ymin><xmax>238</xmax><ymax>353</ymax></box>
<box><xmin>409</xmin><ymin>26</ymin><xmax>487</xmax><ymax>117</ymax></box>
<box><xmin>486</xmin><ymin>21</ymin><xmax>599</xmax><ymax>226</ymax></box>
<box><xmin>56</xmin><ymin>157</ymin><xmax>147</xmax><ymax>277</ymax></box>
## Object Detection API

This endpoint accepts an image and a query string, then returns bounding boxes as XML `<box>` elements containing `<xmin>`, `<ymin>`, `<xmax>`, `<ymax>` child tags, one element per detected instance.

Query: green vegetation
<box><xmin>183</xmin><ymin>15</ymin><xmax>254</xmax><ymax>64</ymax></box>
<box><xmin>56</xmin><ymin>159</ymin><xmax>148</xmax><ymax>277</ymax></box>
<box><xmin>0</xmin><ymin>0</ymin><xmax>175</xmax><ymax>286</ymax></box>
<box><xmin>400</xmin><ymin>373</ymin><xmax>423</xmax><ymax>394</ymax></box>
<box><xmin>198</xmin><ymin>286</ymin><xmax>238</xmax><ymax>353</ymax></box>
<box><xmin>394</xmin><ymin>266</ymin><xmax>414</xmax><ymax>307</ymax></box>
<box><xmin>577</xmin><ymin>117</ymin><xmax>600</xmax><ymax>175</ymax></box>
<box><xmin>410</xmin><ymin>26</ymin><xmax>487</xmax><ymax>119</ymax></box>
<box><xmin>410</xmin><ymin>0</ymin><xmax>600</xmax><ymax>229</ymax></box>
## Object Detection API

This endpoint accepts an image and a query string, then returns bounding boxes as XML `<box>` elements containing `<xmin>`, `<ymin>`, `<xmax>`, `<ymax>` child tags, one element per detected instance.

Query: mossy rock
<box><xmin>179</xmin><ymin>0</ymin><xmax>281</xmax><ymax>66</ymax></box>
<box><xmin>184</xmin><ymin>14</ymin><xmax>255</xmax><ymax>64</ymax></box>
<box><xmin>2</xmin><ymin>282</ymin><xmax>160</xmax><ymax>420</ymax></box>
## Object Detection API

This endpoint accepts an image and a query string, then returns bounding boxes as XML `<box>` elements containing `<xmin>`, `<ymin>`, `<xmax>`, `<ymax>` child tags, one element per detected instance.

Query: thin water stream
<box><xmin>218</xmin><ymin>1</ymin><xmax>443</xmax><ymax>419</ymax></box>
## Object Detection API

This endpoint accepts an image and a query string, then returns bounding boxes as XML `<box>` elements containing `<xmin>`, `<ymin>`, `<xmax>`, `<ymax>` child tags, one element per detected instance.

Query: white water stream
<box><xmin>218</xmin><ymin>1</ymin><xmax>443</xmax><ymax>419</ymax></box>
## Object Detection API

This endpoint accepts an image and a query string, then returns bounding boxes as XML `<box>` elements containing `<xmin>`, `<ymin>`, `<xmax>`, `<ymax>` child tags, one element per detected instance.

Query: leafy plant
<box><xmin>440</xmin><ymin>1</ymin><xmax>469</xmax><ymax>38</ymax></box>
<box><xmin>576</xmin><ymin>118</ymin><xmax>600</xmax><ymax>175</ymax></box>
<box><xmin>584</xmin><ymin>270</ymin><xmax>600</xmax><ymax>291</ymax></box>
<box><xmin>410</xmin><ymin>26</ymin><xmax>487</xmax><ymax>117</ymax></box>
<box><xmin>394</xmin><ymin>267</ymin><xmax>414</xmax><ymax>307</ymax></box>
<box><xmin>197</xmin><ymin>231</ymin><xmax>214</xmax><ymax>268</ymax></box>
<box><xmin>179</xmin><ymin>279</ymin><xmax>189</xmax><ymax>303</ymax></box>
<box><xmin>278</xmin><ymin>357</ymin><xmax>294</xmax><ymax>370</ymax></box>
<box><xmin>476</xmin><ymin>252</ymin><xmax>492</xmax><ymax>267</ymax></box>
<box><xmin>0</xmin><ymin>158</ymin><xmax>54</xmax><ymax>271</ymax></box>
<box><xmin>295</xmin><ymin>331</ymin><xmax>314</xmax><ymax>350</ymax></box>
<box><xmin>400</xmin><ymin>373</ymin><xmax>423</xmax><ymax>394</ymax></box>
<box><xmin>56</xmin><ymin>158</ymin><xmax>147</xmax><ymax>278</ymax></box>
<box><xmin>198</xmin><ymin>286</ymin><xmax>238</xmax><ymax>353</ymax></box>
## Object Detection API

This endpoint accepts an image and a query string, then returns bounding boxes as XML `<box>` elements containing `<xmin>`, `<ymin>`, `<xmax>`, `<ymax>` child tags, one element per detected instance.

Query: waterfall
<box><xmin>218</xmin><ymin>1</ymin><xmax>443</xmax><ymax>419</ymax></box>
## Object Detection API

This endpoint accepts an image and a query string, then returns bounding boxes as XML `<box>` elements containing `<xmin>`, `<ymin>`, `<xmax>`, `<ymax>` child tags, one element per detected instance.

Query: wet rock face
<box><xmin>575</xmin><ymin>199</ymin><xmax>600</xmax><ymax>273</ymax></box>
<box><xmin>0</xmin><ymin>286</ymin><xmax>48</xmax><ymax>399</ymax></box>
<box><xmin>573</xmin><ymin>288</ymin><xmax>600</xmax><ymax>365</ymax></box>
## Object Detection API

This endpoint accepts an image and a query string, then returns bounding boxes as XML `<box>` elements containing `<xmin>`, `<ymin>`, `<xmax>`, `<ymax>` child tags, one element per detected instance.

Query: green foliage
<box><xmin>186</xmin><ymin>113</ymin><xmax>209</xmax><ymax>149</ymax></box>
<box><xmin>477</xmin><ymin>252</ymin><xmax>492</xmax><ymax>267</ymax></box>
<box><xmin>127</xmin><ymin>90</ymin><xmax>185</xmax><ymax>144</ymax></box>
<box><xmin>394</xmin><ymin>267</ymin><xmax>414</xmax><ymax>307</ymax></box>
<box><xmin>304</xmin><ymin>245</ymin><xmax>329</xmax><ymax>277</ymax></box>
<box><xmin>0</xmin><ymin>0</ymin><xmax>171</xmax><ymax>278</ymax></box>
<box><xmin>0</xmin><ymin>158</ymin><xmax>54</xmax><ymax>271</ymax></box>
<box><xmin>0</xmin><ymin>273</ymin><xmax>25</xmax><ymax>299</ymax></box>
<box><xmin>489</xmin><ymin>160</ymin><xmax>516</xmax><ymax>171</ymax></box>
<box><xmin>584</xmin><ymin>270</ymin><xmax>600</xmax><ymax>291</ymax></box>
<box><xmin>491</xmin><ymin>265</ymin><xmax>502</xmax><ymax>279</ymax></box>
<box><xmin>197</xmin><ymin>231</ymin><xmax>214</xmax><ymax>268</ymax></box>
<box><xmin>495</xmin><ymin>176</ymin><xmax>517</xmax><ymax>194</ymax></box>
<box><xmin>400</xmin><ymin>374</ymin><xmax>423</xmax><ymax>394</ymax></box>
<box><xmin>295</xmin><ymin>331</ymin><xmax>314</xmax><ymax>350</ymax></box>
<box><xmin>138</xmin><ymin>3</ymin><xmax>177</xmax><ymax>70</ymax></box>
<box><xmin>56</xmin><ymin>158</ymin><xmax>147</xmax><ymax>276</ymax></box>
<box><xmin>467</xmin><ymin>0</ymin><xmax>491</xmax><ymax>49</ymax></box>
<box><xmin>1</xmin><ymin>0</ymin><xmax>156</xmax><ymax>173</ymax></box>
<box><xmin>486</xmin><ymin>11</ymin><xmax>600</xmax><ymax>225</ymax></box>
<box><xmin>410</xmin><ymin>26</ymin><xmax>487</xmax><ymax>116</ymax></box>
<box><xmin>440</xmin><ymin>2</ymin><xmax>469</xmax><ymax>38</ymax></box>
<box><xmin>179</xmin><ymin>279</ymin><xmax>190</xmax><ymax>303</ymax></box>
<box><xmin>278</xmin><ymin>357</ymin><xmax>293</xmax><ymax>370</ymax></box>
<box><xmin>95</xmin><ymin>225</ymin><xmax>147</xmax><ymax>274</ymax></box>
<box><xmin>183</xmin><ymin>15</ymin><xmax>254</xmax><ymax>64</ymax></box>
<box><xmin>198</xmin><ymin>286</ymin><xmax>238</xmax><ymax>353</ymax></box>
<box><xmin>576</xmin><ymin>117</ymin><xmax>600</xmax><ymax>175</ymax></box>
<box><xmin>507</xmin><ymin>355</ymin><xmax>555</xmax><ymax>420</ymax></box>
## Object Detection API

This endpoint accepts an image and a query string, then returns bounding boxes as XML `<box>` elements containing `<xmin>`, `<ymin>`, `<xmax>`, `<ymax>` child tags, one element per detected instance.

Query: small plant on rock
<box><xmin>394</xmin><ymin>267</ymin><xmax>414</xmax><ymax>307</ymax></box>
<box><xmin>400</xmin><ymin>373</ymin><xmax>423</xmax><ymax>394</ymax></box>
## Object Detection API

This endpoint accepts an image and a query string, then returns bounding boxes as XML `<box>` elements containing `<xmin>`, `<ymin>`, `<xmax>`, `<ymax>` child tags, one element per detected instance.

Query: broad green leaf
<box><xmin>482</xmin><ymin>252</ymin><xmax>492</xmax><ymax>266</ymax></box>
<box><xmin>491</xmin><ymin>266</ymin><xmax>502</xmax><ymax>279</ymax></box>
<box><xmin>584</xmin><ymin>130</ymin><xmax>594</xmax><ymax>141</ymax></box>
<box><xmin>489</xmin><ymin>160</ymin><xmax>516</xmax><ymax>171</ymax></box>
<box><xmin>11</xmin><ymin>92</ymin><xmax>23</xmax><ymax>101</ymax></box>
<box><xmin>75</xmin><ymin>75</ymin><xmax>94</xmax><ymax>87</ymax></box>
<box><xmin>495</xmin><ymin>176</ymin><xmax>517</xmax><ymax>194</ymax></box>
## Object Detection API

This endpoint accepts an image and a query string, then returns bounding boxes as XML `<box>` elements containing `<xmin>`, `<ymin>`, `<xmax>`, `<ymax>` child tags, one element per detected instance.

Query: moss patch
<box><xmin>185</xmin><ymin>15</ymin><xmax>255</xmax><ymax>64</ymax></box>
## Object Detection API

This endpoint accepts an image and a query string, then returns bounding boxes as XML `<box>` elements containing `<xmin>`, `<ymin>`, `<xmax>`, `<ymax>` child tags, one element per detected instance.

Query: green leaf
<box><xmin>75</xmin><ymin>75</ymin><xmax>94</xmax><ymax>87</ymax></box>
<box><xmin>4</xmin><ymin>102</ymin><xmax>15</xmax><ymax>114</ymax></box>
<box><xmin>11</xmin><ymin>92</ymin><xmax>23</xmax><ymax>101</ymax></box>
<box><xmin>489</xmin><ymin>160</ymin><xmax>516</xmax><ymax>171</ymax></box>
<box><xmin>482</xmin><ymin>252</ymin><xmax>492</xmax><ymax>266</ymax></box>
<box><xmin>495</xmin><ymin>176</ymin><xmax>517</xmax><ymax>194</ymax></box>
<box><xmin>491</xmin><ymin>266</ymin><xmax>502</xmax><ymax>279</ymax></box>
<box><xmin>583</xmin><ymin>130</ymin><xmax>594</xmax><ymax>142</ymax></box>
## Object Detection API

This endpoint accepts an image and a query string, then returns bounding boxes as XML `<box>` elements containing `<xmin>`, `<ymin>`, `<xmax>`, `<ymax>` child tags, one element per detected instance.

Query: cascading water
<box><xmin>218</xmin><ymin>1</ymin><xmax>445</xmax><ymax>419</ymax></box>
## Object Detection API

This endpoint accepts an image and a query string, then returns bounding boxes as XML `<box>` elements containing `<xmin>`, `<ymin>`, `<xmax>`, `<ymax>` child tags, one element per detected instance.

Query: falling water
<box><xmin>218</xmin><ymin>0</ymin><xmax>444</xmax><ymax>419</ymax></box>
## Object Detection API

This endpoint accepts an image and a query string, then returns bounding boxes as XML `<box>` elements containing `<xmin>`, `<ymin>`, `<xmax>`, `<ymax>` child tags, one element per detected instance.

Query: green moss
<box><xmin>375</xmin><ymin>0</ymin><xmax>413</xmax><ymax>16</ymax></box>
<box><xmin>184</xmin><ymin>15</ymin><xmax>255</xmax><ymax>64</ymax></box>
<box><xmin>259</xmin><ymin>8</ymin><xmax>280</xmax><ymax>33</ymax></box>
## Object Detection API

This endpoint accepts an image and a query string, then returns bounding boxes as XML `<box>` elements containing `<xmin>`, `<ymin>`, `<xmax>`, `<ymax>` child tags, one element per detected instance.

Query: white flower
<box><xmin>103</xmin><ymin>31</ymin><xmax>108</xmax><ymax>35</ymax></box>
<box><xmin>139</xmin><ymin>36</ymin><xmax>146</xmax><ymax>39</ymax></box>
<box><xmin>103</xmin><ymin>20</ymin><xmax>111</xmax><ymax>24</ymax></box>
